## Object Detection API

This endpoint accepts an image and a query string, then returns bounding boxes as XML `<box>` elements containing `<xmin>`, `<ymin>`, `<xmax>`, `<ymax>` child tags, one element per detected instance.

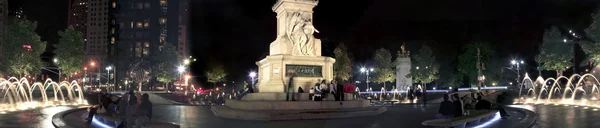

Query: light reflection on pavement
<box><xmin>509</xmin><ymin>104</ymin><xmax>600</xmax><ymax>128</ymax></box>
<box><xmin>0</xmin><ymin>106</ymin><xmax>78</xmax><ymax>128</ymax></box>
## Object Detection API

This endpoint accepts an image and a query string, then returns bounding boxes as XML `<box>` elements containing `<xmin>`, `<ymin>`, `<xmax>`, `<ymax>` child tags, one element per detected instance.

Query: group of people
<box><xmin>309</xmin><ymin>79</ymin><xmax>344</xmax><ymax>101</ymax></box>
<box><xmin>86</xmin><ymin>90</ymin><xmax>153</xmax><ymax>128</ymax></box>
<box><xmin>437</xmin><ymin>91</ymin><xmax>509</xmax><ymax>119</ymax></box>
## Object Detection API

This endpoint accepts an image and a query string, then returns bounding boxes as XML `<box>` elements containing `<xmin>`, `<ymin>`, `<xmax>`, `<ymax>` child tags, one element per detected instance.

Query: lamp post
<box><xmin>512</xmin><ymin>59</ymin><xmax>524</xmax><ymax>97</ymax></box>
<box><xmin>249</xmin><ymin>72</ymin><xmax>256</xmax><ymax>89</ymax></box>
<box><xmin>360</xmin><ymin>67</ymin><xmax>374</xmax><ymax>91</ymax></box>
<box><xmin>52</xmin><ymin>58</ymin><xmax>62</xmax><ymax>81</ymax></box>
<box><xmin>90</xmin><ymin>61</ymin><xmax>96</xmax><ymax>89</ymax></box>
<box><xmin>106</xmin><ymin>66</ymin><xmax>112</xmax><ymax>89</ymax></box>
<box><xmin>178</xmin><ymin>65</ymin><xmax>185</xmax><ymax>91</ymax></box>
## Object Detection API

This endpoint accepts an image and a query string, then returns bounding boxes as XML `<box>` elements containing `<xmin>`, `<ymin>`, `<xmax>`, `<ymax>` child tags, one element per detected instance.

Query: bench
<box><xmin>93</xmin><ymin>113</ymin><xmax>180</xmax><ymax>128</ymax></box>
<box><xmin>382</xmin><ymin>101</ymin><xmax>398</xmax><ymax>106</ymax></box>
<box><xmin>422</xmin><ymin>110</ymin><xmax>498</xmax><ymax>128</ymax></box>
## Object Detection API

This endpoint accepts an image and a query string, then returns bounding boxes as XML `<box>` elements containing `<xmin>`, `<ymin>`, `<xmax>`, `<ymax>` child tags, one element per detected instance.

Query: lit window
<box><xmin>111</xmin><ymin>37</ymin><xmax>115</xmax><ymax>44</ymax></box>
<box><xmin>159</xmin><ymin>36</ymin><xmax>166</xmax><ymax>42</ymax></box>
<box><xmin>130</xmin><ymin>22</ymin><xmax>134</xmax><ymax>28</ymax></box>
<box><xmin>137</xmin><ymin>22</ymin><xmax>143</xmax><ymax>28</ymax></box>
<box><xmin>144</xmin><ymin>42</ymin><xmax>150</xmax><ymax>47</ymax></box>
<box><xmin>144</xmin><ymin>3</ymin><xmax>150</xmax><ymax>9</ymax></box>
<box><xmin>112</xmin><ymin>2</ymin><xmax>116</xmax><ymax>8</ymax></box>
<box><xmin>159</xmin><ymin>18</ymin><xmax>166</xmax><ymax>25</ymax></box>
<box><xmin>160</xmin><ymin>0</ymin><xmax>167</xmax><ymax>6</ymax></box>
<box><xmin>144</xmin><ymin>23</ymin><xmax>149</xmax><ymax>28</ymax></box>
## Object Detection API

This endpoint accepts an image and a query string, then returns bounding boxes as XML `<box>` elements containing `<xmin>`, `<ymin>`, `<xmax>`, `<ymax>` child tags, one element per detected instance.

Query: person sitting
<box><xmin>452</xmin><ymin>93</ymin><xmax>464</xmax><ymax>117</ymax></box>
<box><xmin>435</xmin><ymin>94</ymin><xmax>455</xmax><ymax>119</ymax></box>
<box><xmin>136</xmin><ymin>94</ymin><xmax>153</xmax><ymax>128</ymax></box>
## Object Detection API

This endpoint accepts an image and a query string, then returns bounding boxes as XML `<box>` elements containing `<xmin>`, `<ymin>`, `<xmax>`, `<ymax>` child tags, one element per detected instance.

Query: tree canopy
<box><xmin>372</xmin><ymin>48</ymin><xmax>396</xmax><ymax>90</ymax></box>
<box><xmin>55</xmin><ymin>26</ymin><xmax>85</xmax><ymax>77</ymax></box>
<box><xmin>333</xmin><ymin>43</ymin><xmax>353</xmax><ymax>82</ymax></box>
<box><xmin>150</xmin><ymin>43</ymin><xmax>179</xmax><ymax>84</ymax></box>
<box><xmin>583</xmin><ymin>12</ymin><xmax>600</xmax><ymax>65</ymax></box>
<box><xmin>206</xmin><ymin>65</ymin><xmax>227</xmax><ymax>85</ymax></box>
<box><xmin>536</xmin><ymin>26</ymin><xmax>572</xmax><ymax>74</ymax></box>
<box><xmin>1</xmin><ymin>19</ymin><xmax>47</xmax><ymax>76</ymax></box>
<box><xmin>407</xmin><ymin>45</ymin><xmax>439</xmax><ymax>84</ymax></box>
<box><xmin>457</xmin><ymin>42</ymin><xmax>493</xmax><ymax>84</ymax></box>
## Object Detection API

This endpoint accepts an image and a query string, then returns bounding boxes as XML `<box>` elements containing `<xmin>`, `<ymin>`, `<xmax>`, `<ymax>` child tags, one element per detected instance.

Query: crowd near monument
<box><xmin>211</xmin><ymin>0</ymin><xmax>385</xmax><ymax>120</ymax></box>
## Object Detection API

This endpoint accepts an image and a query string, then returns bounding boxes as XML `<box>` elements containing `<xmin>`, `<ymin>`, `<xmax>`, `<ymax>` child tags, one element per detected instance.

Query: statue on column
<box><xmin>287</xmin><ymin>11</ymin><xmax>319</xmax><ymax>56</ymax></box>
<box><xmin>398</xmin><ymin>43</ymin><xmax>410</xmax><ymax>58</ymax></box>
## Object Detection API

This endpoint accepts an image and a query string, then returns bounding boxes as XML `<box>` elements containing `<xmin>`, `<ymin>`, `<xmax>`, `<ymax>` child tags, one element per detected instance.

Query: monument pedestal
<box><xmin>211</xmin><ymin>0</ymin><xmax>386</xmax><ymax>120</ymax></box>
<box><xmin>256</xmin><ymin>55</ymin><xmax>335</xmax><ymax>92</ymax></box>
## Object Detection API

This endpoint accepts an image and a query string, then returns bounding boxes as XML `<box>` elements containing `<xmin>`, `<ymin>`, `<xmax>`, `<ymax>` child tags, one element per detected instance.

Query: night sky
<box><xmin>7</xmin><ymin>0</ymin><xmax>600</xmax><ymax>87</ymax></box>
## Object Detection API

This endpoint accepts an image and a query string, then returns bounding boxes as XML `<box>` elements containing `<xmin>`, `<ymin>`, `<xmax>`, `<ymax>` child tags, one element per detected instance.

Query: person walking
<box><xmin>330</xmin><ymin>80</ymin><xmax>338</xmax><ymax>101</ymax></box>
<box><xmin>135</xmin><ymin>94</ymin><xmax>153</xmax><ymax>128</ymax></box>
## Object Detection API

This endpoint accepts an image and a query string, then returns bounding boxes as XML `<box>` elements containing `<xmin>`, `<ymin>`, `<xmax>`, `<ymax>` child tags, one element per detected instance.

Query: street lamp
<box><xmin>106</xmin><ymin>66</ymin><xmax>112</xmax><ymax>88</ymax></box>
<box><xmin>53</xmin><ymin>58</ymin><xmax>58</xmax><ymax>63</ymax></box>
<box><xmin>249</xmin><ymin>72</ymin><xmax>257</xmax><ymax>89</ymax></box>
<box><xmin>360</xmin><ymin>67</ymin><xmax>374</xmax><ymax>91</ymax></box>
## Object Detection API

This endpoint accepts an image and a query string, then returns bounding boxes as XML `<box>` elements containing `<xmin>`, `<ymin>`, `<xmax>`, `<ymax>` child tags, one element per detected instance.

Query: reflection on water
<box><xmin>511</xmin><ymin>104</ymin><xmax>600</xmax><ymax>128</ymax></box>
<box><xmin>0</xmin><ymin>106</ymin><xmax>77</xmax><ymax>128</ymax></box>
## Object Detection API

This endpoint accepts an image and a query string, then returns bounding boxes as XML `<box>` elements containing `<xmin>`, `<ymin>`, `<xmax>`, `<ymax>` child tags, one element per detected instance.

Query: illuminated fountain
<box><xmin>517</xmin><ymin>73</ymin><xmax>600</xmax><ymax>107</ymax></box>
<box><xmin>0</xmin><ymin>77</ymin><xmax>86</xmax><ymax>113</ymax></box>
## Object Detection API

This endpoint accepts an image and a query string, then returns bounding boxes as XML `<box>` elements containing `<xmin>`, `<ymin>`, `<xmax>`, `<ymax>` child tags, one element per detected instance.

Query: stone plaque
<box><xmin>286</xmin><ymin>65</ymin><xmax>322</xmax><ymax>77</ymax></box>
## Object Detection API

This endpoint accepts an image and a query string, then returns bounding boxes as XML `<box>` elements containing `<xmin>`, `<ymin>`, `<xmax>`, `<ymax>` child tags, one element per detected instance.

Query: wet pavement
<box><xmin>0</xmin><ymin>106</ymin><xmax>84</xmax><ymax>128</ymax></box>
<box><xmin>510</xmin><ymin>104</ymin><xmax>600</xmax><ymax>128</ymax></box>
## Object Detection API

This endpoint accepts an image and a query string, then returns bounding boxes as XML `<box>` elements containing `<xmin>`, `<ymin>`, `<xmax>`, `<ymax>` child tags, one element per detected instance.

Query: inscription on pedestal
<box><xmin>286</xmin><ymin>65</ymin><xmax>322</xmax><ymax>77</ymax></box>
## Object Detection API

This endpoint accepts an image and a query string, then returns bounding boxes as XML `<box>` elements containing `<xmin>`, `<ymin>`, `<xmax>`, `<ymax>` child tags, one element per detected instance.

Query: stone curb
<box><xmin>52</xmin><ymin>108</ymin><xmax>87</xmax><ymax>128</ymax></box>
<box><xmin>507</xmin><ymin>107</ymin><xmax>537</xmax><ymax>128</ymax></box>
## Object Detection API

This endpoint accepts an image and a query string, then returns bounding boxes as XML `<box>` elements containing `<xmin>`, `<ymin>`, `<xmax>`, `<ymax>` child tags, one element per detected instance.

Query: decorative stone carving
<box><xmin>398</xmin><ymin>43</ymin><xmax>410</xmax><ymax>58</ymax></box>
<box><xmin>286</xmin><ymin>11</ymin><xmax>319</xmax><ymax>56</ymax></box>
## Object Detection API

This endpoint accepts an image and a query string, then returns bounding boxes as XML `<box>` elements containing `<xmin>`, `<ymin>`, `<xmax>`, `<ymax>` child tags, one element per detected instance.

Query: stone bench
<box><xmin>93</xmin><ymin>113</ymin><xmax>180</xmax><ymax>128</ymax></box>
<box><xmin>421</xmin><ymin>110</ymin><xmax>498</xmax><ymax>128</ymax></box>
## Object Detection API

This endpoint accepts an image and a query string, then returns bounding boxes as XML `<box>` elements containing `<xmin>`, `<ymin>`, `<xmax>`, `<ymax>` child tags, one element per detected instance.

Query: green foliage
<box><xmin>0</xmin><ymin>19</ymin><xmax>47</xmax><ymax>76</ymax></box>
<box><xmin>372</xmin><ymin>48</ymin><xmax>396</xmax><ymax>89</ymax></box>
<box><xmin>583</xmin><ymin>12</ymin><xmax>600</xmax><ymax>64</ymax></box>
<box><xmin>206</xmin><ymin>65</ymin><xmax>227</xmax><ymax>84</ymax></box>
<box><xmin>457</xmin><ymin>42</ymin><xmax>493</xmax><ymax>84</ymax></box>
<box><xmin>55</xmin><ymin>26</ymin><xmax>84</xmax><ymax>77</ymax></box>
<box><xmin>580</xmin><ymin>40</ymin><xmax>600</xmax><ymax>64</ymax></box>
<box><xmin>535</xmin><ymin>26</ymin><xmax>572</xmax><ymax>73</ymax></box>
<box><xmin>333</xmin><ymin>43</ymin><xmax>353</xmax><ymax>82</ymax></box>
<box><xmin>407</xmin><ymin>45</ymin><xmax>439</xmax><ymax>84</ymax></box>
<box><xmin>585</xmin><ymin>11</ymin><xmax>600</xmax><ymax>43</ymax></box>
<box><xmin>150</xmin><ymin>43</ymin><xmax>179</xmax><ymax>84</ymax></box>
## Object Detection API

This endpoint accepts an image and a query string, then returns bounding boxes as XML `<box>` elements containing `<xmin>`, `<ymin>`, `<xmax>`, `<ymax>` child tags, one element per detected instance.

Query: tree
<box><xmin>372</xmin><ymin>48</ymin><xmax>396</xmax><ymax>90</ymax></box>
<box><xmin>54</xmin><ymin>26</ymin><xmax>84</xmax><ymax>79</ymax></box>
<box><xmin>583</xmin><ymin>12</ymin><xmax>600</xmax><ymax>65</ymax></box>
<box><xmin>407</xmin><ymin>45</ymin><xmax>439</xmax><ymax>85</ymax></box>
<box><xmin>206</xmin><ymin>65</ymin><xmax>227</xmax><ymax>88</ymax></box>
<box><xmin>150</xmin><ymin>43</ymin><xmax>178</xmax><ymax>87</ymax></box>
<box><xmin>457</xmin><ymin>42</ymin><xmax>493</xmax><ymax>86</ymax></box>
<box><xmin>536</xmin><ymin>26</ymin><xmax>572</xmax><ymax>76</ymax></box>
<box><xmin>333</xmin><ymin>43</ymin><xmax>353</xmax><ymax>82</ymax></box>
<box><xmin>0</xmin><ymin>19</ymin><xmax>47</xmax><ymax>77</ymax></box>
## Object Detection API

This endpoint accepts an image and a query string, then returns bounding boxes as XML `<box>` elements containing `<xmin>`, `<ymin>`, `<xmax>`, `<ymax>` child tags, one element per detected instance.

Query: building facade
<box><xmin>0</xmin><ymin>0</ymin><xmax>7</xmax><ymax>58</ymax></box>
<box><xmin>86</xmin><ymin>0</ymin><xmax>110</xmax><ymax>65</ymax></box>
<box><xmin>177</xmin><ymin>0</ymin><xmax>189</xmax><ymax>59</ymax></box>
<box><xmin>68</xmin><ymin>0</ymin><xmax>88</xmax><ymax>40</ymax></box>
<box><xmin>114</xmin><ymin>0</ymin><xmax>181</xmax><ymax>87</ymax></box>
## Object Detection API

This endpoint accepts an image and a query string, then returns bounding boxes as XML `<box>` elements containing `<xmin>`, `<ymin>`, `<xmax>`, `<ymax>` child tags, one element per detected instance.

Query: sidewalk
<box><xmin>55</xmin><ymin>104</ymin><xmax>535</xmax><ymax>128</ymax></box>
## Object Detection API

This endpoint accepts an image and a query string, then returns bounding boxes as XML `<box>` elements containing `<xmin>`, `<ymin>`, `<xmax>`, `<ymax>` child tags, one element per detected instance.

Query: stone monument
<box><xmin>396</xmin><ymin>43</ymin><xmax>412</xmax><ymax>91</ymax></box>
<box><xmin>256</xmin><ymin>0</ymin><xmax>335</xmax><ymax>93</ymax></box>
<box><xmin>211</xmin><ymin>0</ymin><xmax>385</xmax><ymax>121</ymax></box>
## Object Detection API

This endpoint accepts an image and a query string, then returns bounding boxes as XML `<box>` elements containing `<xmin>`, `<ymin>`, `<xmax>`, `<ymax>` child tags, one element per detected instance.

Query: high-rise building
<box><xmin>177</xmin><ymin>0</ymin><xmax>189</xmax><ymax>60</ymax></box>
<box><xmin>114</xmin><ymin>0</ymin><xmax>181</xmax><ymax>88</ymax></box>
<box><xmin>86</xmin><ymin>0</ymin><xmax>110</xmax><ymax>65</ymax></box>
<box><xmin>68</xmin><ymin>0</ymin><xmax>88</xmax><ymax>39</ymax></box>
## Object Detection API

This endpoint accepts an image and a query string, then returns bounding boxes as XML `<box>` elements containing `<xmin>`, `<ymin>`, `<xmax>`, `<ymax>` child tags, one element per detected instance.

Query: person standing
<box><xmin>125</xmin><ymin>93</ymin><xmax>139</xmax><ymax>128</ymax></box>
<box><xmin>330</xmin><ymin>80</ymin><xmax>338</xmax><ymax>101</ymax></box>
